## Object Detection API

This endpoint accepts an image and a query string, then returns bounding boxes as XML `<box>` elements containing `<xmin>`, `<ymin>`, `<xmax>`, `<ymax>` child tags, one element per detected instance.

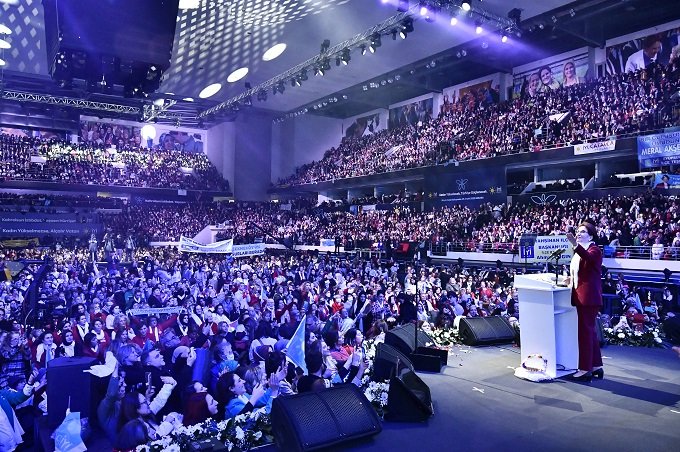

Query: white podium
<box><xmin>514</xmin><ymin>273</ymin><xmax>578</xmax><ymax>379</ymax></box>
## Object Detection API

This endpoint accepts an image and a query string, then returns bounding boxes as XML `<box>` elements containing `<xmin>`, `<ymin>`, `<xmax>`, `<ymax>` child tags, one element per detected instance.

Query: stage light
<box><xmin>369</xmin><ymin>33</ymin><xmax>381</xmax><ymax>53</ymax></box>
<box><xmin>341</xmin><ymin>48</ymin><xmax>351</xmax><ymax>65</ymax></box>
<box><xmin>360</xmin><ymin>45</ymin><xmax>367</xmax><ymax>55</ymax></box>
<box><xmin>299</xmin><ymin>69</ymin><xmax>308</xmax><ymax>81</ymax></box>
<box><xmin>141</xmin><ymin>124</ymin><xmax>157</xmax><ymax>140</ymax></box>
<box><xmin>400</xmin><ymin>17</ymin><xmax>413</xmax><ymax>39</ymax></box>
<box><xmin>475</xmin><ymin>21</ymin><xmax>483</xmax><ymax>34</ymax></box>
<box><xmin>501</xmin><ymin>34</ymin><xmax>508</xmax><ymax>43</ymax></box>
<box><xmin>461</xmin><ymin>2</ymin><xmax>471</xmax><ymax>12</ymax></box>
<box><xmin>450</xmin><ymin>17</ymin><xmax>458</xmax><ymax>26</ymax></box>
<box><xmin>320</xmin><ymin>39</ymin><xmax>330</xmax><ymax>53</ymax></box>
<box><xmin>419</xmin><ymin>5</ymin><xmax>428</xmax><ymax>17</ymax></box>
<box><xmin>0</xmin><ymin>24</ymin><xmax>10</xmax><ymax>35</ymax></box>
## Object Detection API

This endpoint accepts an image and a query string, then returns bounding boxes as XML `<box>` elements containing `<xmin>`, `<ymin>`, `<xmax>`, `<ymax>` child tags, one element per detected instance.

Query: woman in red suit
<box><xmin>565</xmin><ymin>221</ymin><xmax>604</xmax><ymax>381</ymax></box>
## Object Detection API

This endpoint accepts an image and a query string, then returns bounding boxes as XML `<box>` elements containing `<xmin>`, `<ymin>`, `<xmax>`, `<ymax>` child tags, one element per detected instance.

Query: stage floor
<box><xmin>345</xmin><ymin>344</ymin><xmax>680</xmax><ymax>452</ymax></box>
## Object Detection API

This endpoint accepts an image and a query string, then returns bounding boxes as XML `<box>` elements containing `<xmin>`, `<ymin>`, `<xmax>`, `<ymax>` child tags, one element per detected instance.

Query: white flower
<box><xmin>617</xmin><ymin>333</ymin><xmax>625</xmax><ymax>339</ymax></box>
<box><xmin>654</xmin><ymin>337</ymin><xmax>662</xmax><ymax>343</ymax></box>
<box><xmin>235</xmin><ymin>426</ymin><xmax>245</xmax><ymax>441</ymax></box>
<box><xmin>164</xmin><ymin>445</ymin><xmax>180</xmax><ymax>452</ymax></box>
<box><xmin>653</xmin><ymin>331</ymin><xmax>658</xmax><ymax>337</ymax></box>
<box><xmin>253</xmin><ymin>431</ymin><xmax>263</xmax><ymax>440</ymax></box>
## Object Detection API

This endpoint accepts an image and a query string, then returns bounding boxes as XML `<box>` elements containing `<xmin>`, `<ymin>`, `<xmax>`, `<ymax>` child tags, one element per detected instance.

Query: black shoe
<box><xmin>592</xmin><ymin>368</ymin><xmax>604</xmax><ymax>380</ymax></box>
<box><xmin>567</xmin><ymin>372</ymin><xmax>592</xmax><ymax>382</ymax></box>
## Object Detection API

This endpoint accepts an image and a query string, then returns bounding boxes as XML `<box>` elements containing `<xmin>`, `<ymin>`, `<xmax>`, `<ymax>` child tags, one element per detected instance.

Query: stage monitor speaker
<box><xmin>372</xmin><ymin>343</ymin><xmax>415</xmax><ymax>382</ymax></box>
<box><xmin>458</xmin><ymin>316</ymin><xmax>515</xmax><ymax>346</ymax></box>
<box><xmin>385</xmin><ymin>323</ymin><xmax>448</xmax><ymax>372</ymax></box>
<box><xmin>47</xmin><ymin>356</ymin><xmax>97</xmax><ymax>428</ymax></box>
<box><xmin>385</xmin><ymin>323</ymin><xmax>432</xmax><ymax>356</ymax></box>
<box><xmin>385</xmin><ymin>368</ymin><xmax>433</xmax><ymax>422</ymax></box>
<box><xmin>271</xmin><ymin>384</ymin><xmax>382</xmax><ymax>452</ymax></box>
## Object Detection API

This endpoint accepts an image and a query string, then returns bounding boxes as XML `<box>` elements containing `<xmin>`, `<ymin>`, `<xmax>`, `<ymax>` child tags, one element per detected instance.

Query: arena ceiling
<box><xmin>0</xmin><ymin>0</ymin><xmax>679</xmax><ymax>125</ymax></box>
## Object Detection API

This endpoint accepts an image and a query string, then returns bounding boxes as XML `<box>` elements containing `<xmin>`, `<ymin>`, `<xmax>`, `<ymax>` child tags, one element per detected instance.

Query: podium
<box><xmin>514</xmin><ymin>274</ymin><xmax>578</xmax><ymax>378</ymax></box>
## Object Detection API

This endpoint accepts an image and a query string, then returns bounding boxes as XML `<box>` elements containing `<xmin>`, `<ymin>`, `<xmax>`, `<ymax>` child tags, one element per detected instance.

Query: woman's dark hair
<box><xmin>264</xmin><ymin>350</ymin><xmax>286</xmax><ymax>377</ymax></box>
<box><xmin>84</xmin><ymin>332</ymin><xmax>97</xmax><ymax>347</ymax></box>
<box><xmin>254</xmin><ymin>322</ymin><xmax>272</xmax><ymax>340</ymax></box>
<box><xmin>323</xmin><ymin>330</ymin><xmax>339</xmax><ymax>349</ymax></box>
<box><xmin>579</xmin><ymin>221</ymin><xmax>597</xmax><ymax>238</ymax></box>
<box><xmin>183</xmin><ymin>392</ymin><xmax>211</xmax><ymax>426</ymax></box>
<box><xmin>344</xmin><ymin>328</ymin><xmax>358</xmax><ymax>346</ymax></box>
<box><xmin>116</xmin><ymin>419</ymin><xmax>149</xmax><ymax>450</ymax></box>
<box><xmin>118</xmin><ymin>391</ymin><xmax>143</xmax><ymax>430</ymax></box>
<box><xmin>215</xmin><ymin>371</ymin><xmax>237</xmax><ymax>405</ymax></box>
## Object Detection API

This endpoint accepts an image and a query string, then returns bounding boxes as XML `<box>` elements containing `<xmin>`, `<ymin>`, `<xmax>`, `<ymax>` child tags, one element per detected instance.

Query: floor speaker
<box><xmin>372</xmin><ymin>343</ymin><xmax>415</xmax><ymax>382</ymax></box>
<box><xmin>385</xmin><ymin>368</ymin><xmax>433</xmax><ymax>422</ymax></box>
<box><xmin>47</xmin><ymin>356</ymin><xmax>97</xmax><ymax>428</ymax></box>
<box><xmin>458</xmin><ymin>316</ymin><xmax>515</xmax><ymax>346</ymax></box>
<box><xmin>271</xmin><ymin>384</ymin><xmax>382</xmax><ymax>452</ymax></box>
<box><xmin>385</xmin><ymin>323</ymin><xmax>432</xmax><ymax>356</ymax></box>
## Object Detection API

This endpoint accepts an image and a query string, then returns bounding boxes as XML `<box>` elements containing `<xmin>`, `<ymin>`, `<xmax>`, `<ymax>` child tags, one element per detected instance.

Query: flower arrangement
<box><xmin>603</xmin><ymin>325</ymin><xmax>664</xmax><ymax>347</ymax></box>
<box><xmin>362</xmin><ymin>381</ymin><xmax>390</xmax><ymax>418</ymax></box>
<box><xmin>427</xmin><ymin>326</ymin><xmax>460</xmax><ymax>347</ymax></box>
<box><xmin>136</xmin><ymin>410</ymin><xmax>272</xmax><ymax>452</ymax></box>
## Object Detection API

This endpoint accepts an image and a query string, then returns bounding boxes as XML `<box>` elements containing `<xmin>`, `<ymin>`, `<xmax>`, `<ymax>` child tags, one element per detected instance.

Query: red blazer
<box><xmin>571</xmin><ymin>243</ymin><xmax>603</xmax><ymax>307</ymax></box>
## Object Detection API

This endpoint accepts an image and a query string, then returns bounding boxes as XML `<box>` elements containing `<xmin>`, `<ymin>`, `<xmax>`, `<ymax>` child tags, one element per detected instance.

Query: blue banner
<box><xmin>637</xmin><ymin>132</ymin><xmax>680</xmax><ymax>168</ymax></box>
<box><xmin>0</xmin><ymin>212</ymin><xmax>101</xmax><ymax>237</ymax></box>
<box><xmin>425</xmin><ymin>166</ymin><xmax>506</xmax><ymax>207</ymax></box>
<box><xmin>651</xmin><ymin>173</ymin><xmax>680</xmax><ymax>189</ymax></box>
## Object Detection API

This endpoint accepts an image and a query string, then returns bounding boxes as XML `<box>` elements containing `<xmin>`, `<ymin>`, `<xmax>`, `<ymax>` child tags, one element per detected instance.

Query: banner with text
<box><xmin>533</xmin><ymin>235</ymin><xmax>572</xmax><ymax>265</ymax></box>
<box><xmin>231</xmin><ymin>243</ymin><xmax>266</xmax><ymax>258</ymax></box>
<box><xmin>637</xmin><ymin>131</ymin><xmax>680</xmax><ymax>168</ymax></box>
<box><xmin>0</xmin><ymin>213</ymin><xmax>101</xmax><ymax>237</ymax></box>
<box><xmin>574</xmin><ymin>139</ymin><xmax>617</xmax><ymax>155</ymax></box>
<box><xmin>425</xmin><ymin>166</ymin><xmax>506</xmax><ymax>207</ymax></box>
<box><xmin>179</xmin><ymin>236</ymin><xmax>233</xmax><ymax>254</ymax></box>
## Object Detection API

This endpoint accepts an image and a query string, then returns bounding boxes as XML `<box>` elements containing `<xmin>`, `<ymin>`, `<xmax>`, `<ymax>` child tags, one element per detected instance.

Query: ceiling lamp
<box><xmin>400</xmin><ymin>17</ymin><xmax>413</xmax><ymax>39</ymax></box>
<box><xmin>0</xmin><ymin>24</ymin><xmax>11</xmax><ymax>35</ymax></box>
<box><xmin>227</xmin><ymin>67</ymin><xmax>249</xmax><ymax>83</ymax></box>
<box><xmin>0</xmin><ymin>38</ymin><xmax>10</xmax><ymax>49</ymax></box>
<box><xmin>461</xmin><ymin>2</ymin><xmax>471</xmax><ymax>12</ymax></box>
<box><xmin>198</xmin><ymin>83</ymin><xmax>222</xmax><ymax>99</ymax></box>
<box><xmin>263</xmin><ymin>43</ymin><xmax>287</xmax><ymax>61</ymax></box>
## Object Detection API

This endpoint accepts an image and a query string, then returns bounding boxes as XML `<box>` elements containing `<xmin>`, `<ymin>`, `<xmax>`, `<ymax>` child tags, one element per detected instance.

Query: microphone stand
<box><xmin>553</xmin><ymin>251</ymin><xmax>563</xmax><ymax>285</ymax></box>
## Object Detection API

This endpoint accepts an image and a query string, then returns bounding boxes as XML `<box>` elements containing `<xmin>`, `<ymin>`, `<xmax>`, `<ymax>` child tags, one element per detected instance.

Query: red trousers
<box><xmin>576</xmin><ymin>305</ymin><xmax>602</xmax><ymax>371</ymax></box>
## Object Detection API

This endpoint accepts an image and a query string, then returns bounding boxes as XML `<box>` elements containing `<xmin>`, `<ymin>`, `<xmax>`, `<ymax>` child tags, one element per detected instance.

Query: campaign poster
<box><xmin>388</xmin><ymin>98</ymin><xmax>433</xmax><ymax>129</ymax></box>
<box><xmin>513</xmin><ymin>54</ymin><xmax>589</xmax><ymax>99</ymax></box>
<box><xmin>606</xmin><ymin>25</ymin><xmax>680</xmax><ymax>74</ymax></box>
<box><xmin>344</xmin><ymin>113</ymin><xmax>382</xmax><ymax>139</ymax></box>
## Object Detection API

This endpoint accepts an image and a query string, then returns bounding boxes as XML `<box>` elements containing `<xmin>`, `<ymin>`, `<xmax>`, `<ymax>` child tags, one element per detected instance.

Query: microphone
<box><xmin>547</xmin><ymin>248</ymin><xmax>566</xmax><ymax>260</ymax></box>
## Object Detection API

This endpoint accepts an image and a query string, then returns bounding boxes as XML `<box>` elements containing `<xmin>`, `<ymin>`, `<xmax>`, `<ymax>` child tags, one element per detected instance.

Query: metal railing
<box><xmin>430</xmin><ymin>242</ymin><xmax>680</xmax><ymax>261</ymax></box>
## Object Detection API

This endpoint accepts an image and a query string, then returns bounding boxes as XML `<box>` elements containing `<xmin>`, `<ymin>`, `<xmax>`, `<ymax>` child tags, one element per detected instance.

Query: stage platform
<box><xmin>338</xmin><ymin>344</ymin><xmax>680</xmax><ymax>452</ymax></box>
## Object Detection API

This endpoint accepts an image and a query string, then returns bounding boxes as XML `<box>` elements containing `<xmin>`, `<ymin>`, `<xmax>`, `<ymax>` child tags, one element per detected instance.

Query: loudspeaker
<box><xmin>385</xmin><ymin>323</ymin><xmax>448</xmax><ymax>372</ymax></box>
<box><xmin>372</xmin><ymin>343</ymin><xmax>414</xmax><ymax>382</ymax></box>
<box><xmin>271</xmin><ymin>385</ymin><xmax>382</xmax><ymax>452</ymax></box>
<box><xmin>458</xmin><ymin>316</ymin><xmax>515</xmax><ymax>346</ymax></box>
<box><xmin>385</xmin><ymin>368</ymin><xmax>433</xmax><ymax>422</ymax></box>
<box><xmin>385</xmin><ymin>323</ymin><xmax>431</xmax><ymax>355</ymax></box>
<box><xmin>47</xmin><ymin>356</ymin><xmax>97</xmax><ymax>428</ymax></box>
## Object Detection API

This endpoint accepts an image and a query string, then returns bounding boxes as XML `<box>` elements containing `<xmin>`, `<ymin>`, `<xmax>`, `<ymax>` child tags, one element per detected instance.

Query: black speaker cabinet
<box><xmin>458</xmin><ymin>316</ymin><xmax>515</xmax><ymax>346</ymax></box>
<box><xmin>385</xmin><ymin>324</ymin><xmax>448</xmax><ymax>372</ymax></box>
<box><xmin>47</xmin><ymin>356</ymin><xmax>97</xmax><ymax>428</ymax></box>
<box><xmin>372</xmin><ymin>343</ymin><xmax>415</xmax><ymax>382</ymax></box>
<box><xmin>385</xmin><ymin>368</ymin><xmax>433</xmax><ymax>422</ymax></box>
<box><xmin>271</xmin><ymin>385</ymin><xmax>382</xmax><ymax>452</ymax></box>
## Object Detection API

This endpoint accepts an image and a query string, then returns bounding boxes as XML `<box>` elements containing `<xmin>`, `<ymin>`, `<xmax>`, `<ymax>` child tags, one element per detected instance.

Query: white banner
<box><xmin>533</xmin><ymin>235</ymin><xmax>573</xmax><ymax>264</ymax></box>
<box><xmin>574</xmin><ymin>139</ymin><xmax>616</xmax><ymax>155</ymax></box>
<box><xmin>127</xmin><ymin>306</ymin><xmax>184</xmax><ymax>316</ymax></box>
<box><xmin>321</xmin><ymin>238</ymin><xmax>335</xmax><ymax>247</ymax></box>
<box><xmin>179</xmin><ymin>236</ymin><xmax>233</xmax><ymax>254</ymax></box>
<box><xmin>231</xmin><ymin>243</ymin><xmax>266</xmax><ymax>258</ymax></box>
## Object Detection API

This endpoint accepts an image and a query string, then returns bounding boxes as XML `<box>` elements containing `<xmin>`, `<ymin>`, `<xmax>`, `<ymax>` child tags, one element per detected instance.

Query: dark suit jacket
<box><xmin>571</xmin><ymin>243</ymin><xmax>603</xmax><ymax>307</ymax></box>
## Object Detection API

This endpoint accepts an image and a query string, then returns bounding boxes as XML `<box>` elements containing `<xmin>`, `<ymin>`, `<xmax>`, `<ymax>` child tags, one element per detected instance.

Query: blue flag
<box><xmin>285</xmin><ymin>315</ymin><xmax>307</xmax><ymax>374</ymax></box>
<box><xmin>54</xmin><ymin>410</ymin><xmax>86</xmax><ymax>452</ymax></box>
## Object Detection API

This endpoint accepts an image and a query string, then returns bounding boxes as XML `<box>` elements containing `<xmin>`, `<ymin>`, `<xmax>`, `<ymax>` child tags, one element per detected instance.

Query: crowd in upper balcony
<box><xmin>0</xmin><ymin>125</ymin><xmax>230</xmax><ymax>192</ymax></box>
<box><xmin>277</xmin><ymin>56</ymin><xmax>680</xmax><ymax>187</ymax></box>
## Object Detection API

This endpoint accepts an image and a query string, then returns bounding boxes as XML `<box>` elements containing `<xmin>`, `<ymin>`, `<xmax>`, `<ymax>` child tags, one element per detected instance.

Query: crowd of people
<box><xmin>0</xmin><ymin>133</ymin><xmax>229</xmax><ymax>192</ymax></box>
<box><xmin>277</xmin><ymin>60</ymin><xmax>680</xmax><ymax>186</ymax></box>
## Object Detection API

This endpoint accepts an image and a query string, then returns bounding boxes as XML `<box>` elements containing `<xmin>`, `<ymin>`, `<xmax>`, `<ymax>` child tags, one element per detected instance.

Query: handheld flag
<box><xmin>285</xmin><ymin>315</ymin><xmax>307</xmax><ymax>375</ymax></box>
